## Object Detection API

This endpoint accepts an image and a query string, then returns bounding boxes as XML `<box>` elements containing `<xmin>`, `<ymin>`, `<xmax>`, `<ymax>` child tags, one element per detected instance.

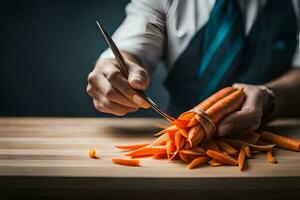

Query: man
<box><xmin>87</xmin><ymin>0</ymin><xmax>300</xmax><ymax>137</ymax></box>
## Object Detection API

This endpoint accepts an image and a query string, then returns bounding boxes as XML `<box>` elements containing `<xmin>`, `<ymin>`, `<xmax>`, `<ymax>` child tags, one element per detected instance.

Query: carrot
<box><xmin>179</xmin><ymin>151</ymin><xmax>191</xmax><ymax>163</ymax></box>
<box><xmin>238</xmin><ymin>145</ymin><xmax>246</xmax><ymax>170</ymax></box>
<box><xmin>88</xmin><ymin>149</ymin><xmax>97</xmax><ymax>159</ymax></box>
<box><xmin>267</xmin><ymin>150</ymin><xmax>277</xmax><ymax>164</ymax></box>
<box><xmin>186</xmin><ymin>156</ymin><xmax>210</xmax><ymax>169</ymax></box>
<box><xmin>180</xmin><ymin>149</ymin><xmax>205</xmax><ymax>156</ymax></box>
<box><xmin>260</xmin><ymin>131</ymin><xmax>300</xmax><ymax>151</ymax></box>
<box><xmin>166</xmin><ymin>140</ymin><xmax>176</xmax><ymax>159</ymax></box>
<box><xmin>175</xmin><ymin>131</ymin><xmax>184</xmax><ymax>150</ymax></box>
<box><xmin>215</xmin><ymin>140</ymin><xmax>238</xmax><ymax>157</ymax></box>
<box><xmin>188</xmin><ymin>89</ymin><xmax>245</xmax><ymax>146</ymax></box>
<box><xmin>172</xmin><ymin>119</ymin><xmax>190</xmax><ymax>128</ymax></box>
<box><xmin>206</xmin><ymin>150</ymin><xmax>238</xmax><ymax>166</ymax></box>
<box><xmin>209</xmin><ymin>159</ymin><xmax>223</xmax><ymax>167</ymax></box>
<box><xmin>153</xmin><ymin>152</ymin><xmax>167</xmax><ymax>159</ymax></box>
<box><xmin>112</xmin><ymin>158</ymin><xmax>140</xmax><ymax>167</ymax></box>
<box><xmin>179</xmin><ymin>128</ymin><xmax>188</xmax><ymax>138</ymax></box>
<box><xmin>154</xmin><ymin>125</ymin><xmax>178</xmax><ymax>136</ymax></box>
<box><xmin>125</xmin><ymin>146</ymin><xmax>166</xmax><ymax>157</ymax></box>
<box><xmin>115</xmin><ymin>143</ymin><xmax>149</xmax><ymax>151</ymax></box>
<box><xmin>187</xmin><ymin>124</ymin><xmax>205</xmax><ymax>147</ymax></box>
<box><xmin>205</xmin><ymin>89</ymin><xmax>245</xmax><ymax>125</ymax></box>
<box><xmin>241</xmin><ymin>132</ymin><xmax>260</xmax><ymax>144</ymax></box>
<box><xmin>244</xmin><ymin>144</ymin><xmax>251</xmax><ymax>158</ymax></box>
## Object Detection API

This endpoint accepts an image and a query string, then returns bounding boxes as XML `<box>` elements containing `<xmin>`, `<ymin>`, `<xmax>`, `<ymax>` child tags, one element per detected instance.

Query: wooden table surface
<box><xmin>0</xmin><ymin>117</ymin><xmax>300</xmax><ymax>199</ymax></box>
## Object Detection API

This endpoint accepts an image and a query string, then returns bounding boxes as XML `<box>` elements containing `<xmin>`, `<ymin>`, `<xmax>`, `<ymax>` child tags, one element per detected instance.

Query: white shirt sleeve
<box><xmin>292</xmin><ymin>33</ymin><xmax>300</xmax><ymax>68</ymax></box>
<box><xmin>100</xmin><ymin>0</ymin><xmax>168</xmax><ymax>72</ymax></box>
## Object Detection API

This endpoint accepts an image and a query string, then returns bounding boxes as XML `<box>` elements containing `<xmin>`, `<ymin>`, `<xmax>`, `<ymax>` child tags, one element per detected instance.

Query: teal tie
<box><xmin>198</xmin><ymin>0</ymin><xmax>245</xmax><ymax>98</ymax></box>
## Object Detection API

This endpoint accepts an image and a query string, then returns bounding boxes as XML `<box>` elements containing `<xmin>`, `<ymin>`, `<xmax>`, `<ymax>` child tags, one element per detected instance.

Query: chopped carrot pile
<box><xmin>92</xmin><ymin>87</ymin><xmax>300</xmax><ymax>170</ymax></box>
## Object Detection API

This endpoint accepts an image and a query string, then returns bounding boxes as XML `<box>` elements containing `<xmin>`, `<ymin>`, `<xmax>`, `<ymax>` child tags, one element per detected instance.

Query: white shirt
<box><xmin>100</xmin><ymin>0</ymin><xmax>300</xmax><ymax>72</ymax></box>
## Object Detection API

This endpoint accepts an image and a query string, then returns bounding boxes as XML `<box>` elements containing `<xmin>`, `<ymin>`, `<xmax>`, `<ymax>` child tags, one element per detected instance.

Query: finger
<box><xmin>93</xmin><ymin>98</ymin><xmax>138</xmax><ymax>116</ymax></box>
<box><xmin>88</xmin><ymin>73</ymin><xmax>140</xmax><ymax>108</ymax></box>
<box><xmin>104</xmin><ymin>70</ymin><xmax>149</xmax><ymax>108</ymax></box>
<box><xmin>127</xmin><ymin>62</ymin><xmax>150</xmax><ymax>91</ymax></box>
<box><xmin>217</xmin><ymin>107</ymin><xmax>262</xmax><ymax>137</ymax></box>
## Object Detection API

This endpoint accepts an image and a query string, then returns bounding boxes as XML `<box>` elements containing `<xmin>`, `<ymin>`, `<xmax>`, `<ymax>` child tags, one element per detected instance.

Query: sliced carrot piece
<box><xmin>115</xmin><ymin>143</ymin><xmax>149</xmax><ymax>151</ymax></box>
<box><xmin>166</xmin><ymin>140</ymin><xmax>176</xmax><ymax>159</ymax></box>
<box><xmin>179</xmin><ymin>128</ymin><xmax>188</xmax><ymax>138</ymax></box>
<box><xmin>180</xmin><ymin>149</ymin><xmax>205</xmax><ymax>156</ymax></box>
<box><xmin>112</xmin><ymin>158</ymin><xmax>140</xmax><ymax>167</ymax></box>
<box><xmin>261</xmin><ymin>131</ymin><xmax>300</xmax><ymax>151</ymax></box>
<box><xmin>267</xmin><ymin>150</ymin><xmax>277</xmax><ymax>164</ymax></box>
<box><xmin>153</xmin><ymin>152</ymin><xmax>167</xmax><ymax>159</ymax></box>
<box><xmin>244</xmin><ymin>144</ymin><xmax>251</xmax><ymax>158</ymax></box>
<box><xmin>125</xmin><ymin>146</ymin><xmax>166</xmax><ymax>157</ymax></box>
<box><xmin>186</xmin><ymin>156</ymin><xmax>210</xmax><ymax>169</ymax></box>
<box><xmin>179</xmin><ymin>151</ymin><xmax>191</xmax><ymax>163</ymax></box>
<box><xmin>238</xmin><ymin>146</ymin><xmax>246</xmax><ymax>171</ymax></box>
<box><xmin>152</xmin><ymin>133</ymin><xmax>169</xmax><ymax>146</ymax></box>
<box><xmin>88</xmin><ymin>149</ymin><xmax>97</xmax><ymax>159</ymax></box>
<box><xmin>172</xmin><ymin>119</ymin><xmax>190</xmax><ymax>128</ymax></box>
<box><xmin>209</xmin><ymin>159</ymin><xmax>223</xmax><ymax>167</ymax></box>
<box><xmin>206</xmin><ymin>150</ymin><xmax>238</xmax><ymax>166</ymax></box>
<box><xmin>248</xmin><ymin>143</ymin><xmax>275</xmax><ymax>151</ymax></box>
<box><xmin>215</xmin><ymin>140</ymin><xmax>238</xmax><ymax>157</ymax></box>
<box><xmin>175</xmin><ymin>131</ymin><xmax>184</xmax><ymax>150</ymax></box>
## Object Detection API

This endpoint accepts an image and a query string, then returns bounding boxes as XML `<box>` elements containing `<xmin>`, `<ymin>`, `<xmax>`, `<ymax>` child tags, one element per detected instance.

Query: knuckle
<box><xmin>106</xmin><ymin>71</ymin><xmax>121</xmax><ymax>82</ymax></box>
<box><xmin>87</xmin><ymin>72</ymin><xmax>96</xmax><ymax>84</ymax></box>
<box><xmin>86</xmin><ymin>84</ymin><xmax>93</xmax><ymax>95</ymax></box>
<box><xmin>104</xmin><ymin>87</ymin><xmax>115</xmax><ymax>99</ymax></box>
<box><xmin>94</xmin><ymin>102</ymin><xmax>105</xmax><ymax>112</ymax></box>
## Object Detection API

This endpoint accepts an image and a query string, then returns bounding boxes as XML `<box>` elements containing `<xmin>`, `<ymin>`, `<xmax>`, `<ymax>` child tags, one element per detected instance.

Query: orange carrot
<box><xmin>244</xmin><ymin>144</ymin><xmax>251</xmax><ymax>158</ymax></box>
<box><xmin>206</xmin><ymin>150</ymin><xmax>238</xmax><ymax>166</ymax></box>
<box><xmin>115</xmin><ymin>143</ymin><xmax>149</xmax><ymax>151</ymax></box>
<box><xmin>179</xmin><ymin>128</ymin><xmax>188</xmax><ymax>138</ymax></box>
<box><xmin>179</xmin><ymin>151</ymin><xmax>191</xmax><ymax>163</ymax></box>
<box><xmin>215</xmin><ymin>140</ymin><xmax>238</xmax><ymax>157</ymax></box>
<box><xmin>187</xmin><ymin>124</ymin><xmax>205</xmax><ymax>147</ymax></box>
<box><xmin>152</xmin><ymin>133</ymin><xmax>169</xmax><ymax>146</ymax></box>
<box><xmin>180</xmin><ymin>149</ymin><xmax>205</xmax><ymax>156</ymax></box>
<box><xmin>261</xmin><ymin>131</ymin><xmax>300</xmax><ymax>151</ymax></box>
<box><xmin>88</xmin><ymin>149</ymin><xmax>97</xmax><ymax>159</ymax></box>
<box><xmin>153</xmin><ymin>152</ymin><xmax>167</xmax><ymax>159</ymax></box>
<box><xmin>186</xmin><ymin>156</ymin><xmax>210</xmax><ymax>169</ymax></box>
<box><xmin>238</xmin><ymin>146</ymin><xmax>246</xmax><ymax>170</ymax></box>
<box><xmin>166</xmin><ymin>140</ymin><xmax>176</xmax><ymax>159</ymax></box>
<box><xmin>248</xmin><ymin>143</ymin><xmax>275</xmax><ymax>151</ymax></box>
<box><xmin>205</xmin><ymin>89</ymin><xmax>245</xmax><ymax>125</ymax></box>
<box><xmin>209</xmin><ymin>159</ymin><xmax>223</xmax><ymax>167</ymax></box>
<box><xmin>175</xmin><ymin>131</ymin><xmax>184</xmax><ymax>150</ymax></box>
<box><xmin>125</xmin><ymin>146</ymin><xmax>166</xmax><ymax>157</ymax></box>
<box><xmin>112</xmin><ymin>158</ymin><xmax>140</xmax><ymax>167</ymax></box>
<box><xmin>267</xmin><ymin>150</ymin><xmax>277</xmax><ymax>164</ymax></box>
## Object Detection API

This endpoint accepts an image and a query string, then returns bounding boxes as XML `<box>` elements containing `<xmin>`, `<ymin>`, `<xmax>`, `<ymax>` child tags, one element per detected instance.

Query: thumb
<box><xmin>127</xmin><ymin>62</ymin><xmax>150</xmax><ymax>91</ymax></box>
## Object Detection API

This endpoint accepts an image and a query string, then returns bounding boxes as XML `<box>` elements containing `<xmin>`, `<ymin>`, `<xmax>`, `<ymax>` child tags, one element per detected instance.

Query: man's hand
<box><xmin>87</xmin><ymin>54</ymin><xmax>150</xmax><ymax>116</ymax></box>
<box><xmin>217</xmin><ymin>83</ymin><xmax>271</xmax><ymax>137</ymax></box>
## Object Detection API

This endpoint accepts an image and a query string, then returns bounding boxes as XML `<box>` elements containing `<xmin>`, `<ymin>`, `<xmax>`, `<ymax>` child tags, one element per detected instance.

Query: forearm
<box><xmin>265</xmin><ymin>68</ymin><xmax>300</xmax><ymax>118</ymax></box>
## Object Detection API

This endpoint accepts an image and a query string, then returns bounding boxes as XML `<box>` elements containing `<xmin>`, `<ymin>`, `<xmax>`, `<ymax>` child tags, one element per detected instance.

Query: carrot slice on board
<box><xmin>261</xmin><ymin>131</ymin><xmax>300</xmax><ymax>151</ymax></box>
<box><xmin>248</xmin><ymin>143</ymin><xmax>275</xmax><ymax>151</ymax></box>
<box><xmin>215</xmin><ymin>140</ymin><xmax>238</xmax><ymax>157</ymax></box>
<box><xmin>153</xmin><ymin>152</ymin><xmax>167</xmax><ymax>159</ymax></box>
<box><xmin>206</xmin><ymin>150</ymin><xmax>238</xmax><ymax>166</ymax></box>
<box><xmin>209</xmin><ymin>159</ymin><xmax>223</xmax><ymax>167</ymax></box>
<box><xmin>88</xmin><ymin>149</ymin><xmax>97</xmax><ymax>159</ymax></box>
<box><xmin>115</xmin><ymin>143</ymin><xmax>149</xmax><ymax>151</ymax></box>
<box><xmin>180</xmin><ymin>149</ymin><xmax>205</xmax><ymax>156</ymax></box>
<box><xmin>179</xmin><ymin>151</ymin><xmax>192</xmax><ymax>163</ymax></box>
<box><xmin>267</xmin><ymin>150</ymin><xmax>278</xmax><ymax>164</ymax></box>
<box><xmin>244</xmin><ymin>144</ymin><xmax>251</xmax><ymax>158</ymax></box>
<box><xmin>238</xmin><ymin>146</ymin><xmax>246</xmax><ymax>171</ymax></box>
<box><xmin>186</xmin><ymin>156</ymin><xmax>210</xmax><ymax>169</ymax></box>
<box><xmin>112</xmin><ymin>158</ymin><xmax>140</xmax><ymax>167</ymax></box>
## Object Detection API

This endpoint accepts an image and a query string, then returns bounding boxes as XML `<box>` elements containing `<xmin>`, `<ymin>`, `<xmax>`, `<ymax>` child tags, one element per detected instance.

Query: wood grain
<box><xmin>0</xmin><ymin>117</ymin><xmax>299</xmax><ymax>199</ymax></box>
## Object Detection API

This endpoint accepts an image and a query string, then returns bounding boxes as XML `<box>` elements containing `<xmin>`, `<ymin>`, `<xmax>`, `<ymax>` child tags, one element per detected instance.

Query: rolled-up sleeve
<box><xmin>100</xmin><ymin>0</ymin><xmax>168</xmax><ymax>72</ymax></box>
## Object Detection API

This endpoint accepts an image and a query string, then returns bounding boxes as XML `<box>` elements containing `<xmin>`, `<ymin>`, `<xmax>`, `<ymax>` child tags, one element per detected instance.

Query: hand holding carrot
<box><xmin>218</xmin><ymin>83</ymin><xmax>273</xmax><ymax>137</ymax></box>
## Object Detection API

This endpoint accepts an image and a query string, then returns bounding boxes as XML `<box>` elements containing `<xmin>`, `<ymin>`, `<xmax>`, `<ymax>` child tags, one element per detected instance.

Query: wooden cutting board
<box><xmin>0</xmin><ymin>117</ymin><xmax>300</xmax><ymax>199</ymax></box>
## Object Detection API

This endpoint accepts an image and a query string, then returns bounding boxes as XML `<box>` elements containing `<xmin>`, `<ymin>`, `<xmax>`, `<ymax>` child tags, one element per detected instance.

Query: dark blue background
<box><xmin>0</xmin><ymin>0</ymin><xmax>169</xmax><ymax>117</ymax></box>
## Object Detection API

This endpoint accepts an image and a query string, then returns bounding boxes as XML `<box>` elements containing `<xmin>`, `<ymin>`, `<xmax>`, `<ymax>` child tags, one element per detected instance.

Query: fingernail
<box><xmin>132</xmin><ymin>94</ymin><xmax>147</xmax><ymax>108</ymax></box>
<box><xmin>218</xmin><ymin>123</ymin><xmax>234</xmax><ymax>137</ymax></box>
